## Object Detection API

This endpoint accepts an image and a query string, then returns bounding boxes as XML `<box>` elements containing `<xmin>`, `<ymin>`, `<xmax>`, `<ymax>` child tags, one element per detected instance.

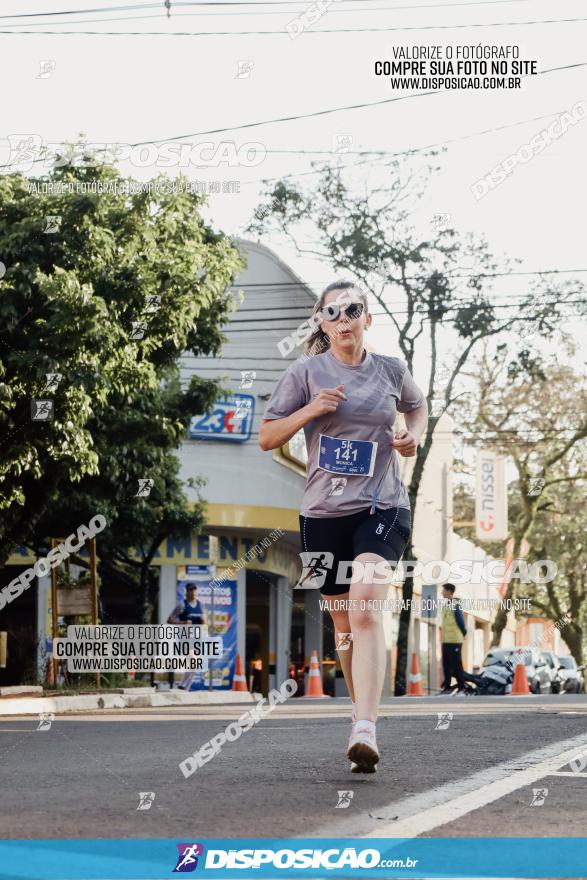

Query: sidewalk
<box><xmin>0</xmin><ymin>686</ymin><xmax>253</xmax><ymax>716</ymax></box>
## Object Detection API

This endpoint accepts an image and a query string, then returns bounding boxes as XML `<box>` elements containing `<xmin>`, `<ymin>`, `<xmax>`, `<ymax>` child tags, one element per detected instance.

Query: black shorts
<box><xmin>299</xmin><ymin>506</ymin><xmax>411</xmax><ymax>597</ymax></box>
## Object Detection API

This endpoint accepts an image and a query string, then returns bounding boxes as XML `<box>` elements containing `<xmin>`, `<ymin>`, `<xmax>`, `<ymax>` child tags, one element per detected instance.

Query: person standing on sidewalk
<box><xmin>167</xmin><ymin>583</ymin><xmax>208</xmax><ymax>689</ymax></box>
<box><xmin>440</xmin><ymin>582</ymin><xmax>467</xmax><ymax>694</ymax></box>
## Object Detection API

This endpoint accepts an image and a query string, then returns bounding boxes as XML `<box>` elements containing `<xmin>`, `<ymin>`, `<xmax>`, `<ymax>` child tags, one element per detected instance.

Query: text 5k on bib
<box><xmin>317</xmin><ymin>435</ymin><xmax>378</xmax><ymax>477</ymax></box>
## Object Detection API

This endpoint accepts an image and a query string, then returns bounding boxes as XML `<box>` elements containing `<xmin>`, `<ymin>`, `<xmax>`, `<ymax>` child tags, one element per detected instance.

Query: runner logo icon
<box><xmin>173</xmin><ymin>843</ymin><xmax>204</xmax><ymax>872</ymax></box>
<box><xmin>294</xmin><ymin>552</ymin><xmax>334</xmax><ymax>589</ymax></box>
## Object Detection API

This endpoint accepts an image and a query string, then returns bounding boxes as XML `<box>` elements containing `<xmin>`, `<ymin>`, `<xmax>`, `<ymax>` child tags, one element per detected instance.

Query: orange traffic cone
<box><xmin>511</xmin><ymin>651</ymin><xmax>531</xmax><ymax>695</ymax></box>
<box><xmin>407</xmin><ymin>652</ymin><xmax>425</xmax><ymax>696</ymax></box>
<box><xmin>232</xmin><ymin>653</ymin><xmax>249</xmax><ymax>692</ymax></box>
<box><xmin>303</xmin><ymin>650</ymin><xmax>327</xmax><ymax>698</ymax></box>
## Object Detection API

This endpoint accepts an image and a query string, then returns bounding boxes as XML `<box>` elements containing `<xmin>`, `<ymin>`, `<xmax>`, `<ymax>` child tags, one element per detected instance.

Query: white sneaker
<box><xmin>350</xmin><ymin>758</ymin><xmax>377</xmax><ymax>773</ymax></box>
<box><xmin>349</xmin><ymin>708</ymin><xmax>358</xmax><ymax>772</ymax></box>
<box><xmin>349</xmin><ymin>711</ymin><xmax>360</xmax><ymax>773</ymax></box>
<box><xmin>347</xmin><ymin>723</ymin><xmax>379</xmax><ymax>773</ymax></box>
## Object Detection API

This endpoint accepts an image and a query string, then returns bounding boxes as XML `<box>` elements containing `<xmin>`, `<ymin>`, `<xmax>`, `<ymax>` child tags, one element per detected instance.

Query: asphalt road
<box><xmin>1</xmin><ymin>695</ymin><xmax>587</xmax><ymax>841</ymax></box>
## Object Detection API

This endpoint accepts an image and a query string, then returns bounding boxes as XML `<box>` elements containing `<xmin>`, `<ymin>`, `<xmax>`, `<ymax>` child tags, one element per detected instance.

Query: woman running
<box><xmin>259</xmin><ymin>280</ymin><xmax>428</xmax><ymax>773</ymax></box>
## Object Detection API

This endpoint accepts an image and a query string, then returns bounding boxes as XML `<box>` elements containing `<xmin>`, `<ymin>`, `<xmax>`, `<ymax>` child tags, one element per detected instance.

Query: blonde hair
<box><xmin>305</xmin><ymin>281</ymin><xmax>369</xmax><ymax>356</ymax></box>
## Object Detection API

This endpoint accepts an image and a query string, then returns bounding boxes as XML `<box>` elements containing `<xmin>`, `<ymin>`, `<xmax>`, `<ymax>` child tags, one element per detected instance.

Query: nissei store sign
<box><xmin>189</xmin><ymin>394</ymin><xmax>254</xmax><ymax>442</ymax></box>
<box><xmin>476</xmin><ymin>450</ymin><xmax>507</xmax><ymax>542</ymax></box>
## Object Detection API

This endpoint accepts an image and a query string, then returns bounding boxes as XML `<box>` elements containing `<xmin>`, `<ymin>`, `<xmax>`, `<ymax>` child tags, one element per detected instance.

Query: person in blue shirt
<box><xmin>167</xmin><ymin>583</ymin><xmax>208</xmax><ymax>688</ymax></box>
<box><xmin>168</xmin><ymin>583</ymin><xmax>208</xmax><ymax>627</ymax></box>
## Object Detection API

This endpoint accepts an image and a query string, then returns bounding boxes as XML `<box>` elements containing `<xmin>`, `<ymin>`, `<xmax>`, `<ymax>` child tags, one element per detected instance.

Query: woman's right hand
<box><xmin>305</xmin><ymin>384</ymin><xmax>347</xmax><ymax>418</ymax></box>
<box><xmin>259</xmin><ymin>384</ymin><xmax>347</xmax><ymax>450</ymax></box>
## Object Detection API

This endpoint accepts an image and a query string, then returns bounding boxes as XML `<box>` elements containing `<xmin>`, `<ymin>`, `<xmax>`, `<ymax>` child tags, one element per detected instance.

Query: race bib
<box><xmin>317</xmin><ymin>435</ymin><xmax>377</xmax><ymax>477</ymax></box>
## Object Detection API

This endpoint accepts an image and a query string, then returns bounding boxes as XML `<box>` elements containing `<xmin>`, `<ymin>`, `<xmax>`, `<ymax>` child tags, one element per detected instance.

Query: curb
<box><xmin>0</xmin><ymin>685</ymin><xmax>44</xmax><ymax>697</ymax></box>
<box><xmin>0</xmin><ymin>688</ymin><xmax>254</xmax><ymax>716</ymax></box>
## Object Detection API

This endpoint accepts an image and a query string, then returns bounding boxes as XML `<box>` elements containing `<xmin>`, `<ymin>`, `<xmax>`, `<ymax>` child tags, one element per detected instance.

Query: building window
<box><xmin>284</xmin><ymin>429</ymin><xmax>307</xmax><ymax>467</ymax></box>
<box><xmin>271</xmin><ymin>428</ymin><xmax>308</xmax><ymax>477</ymax></box>
<box><xmin>271</xmin><ymin>429</ymin><xmax>307</xmax><ymax>477</ymax></box>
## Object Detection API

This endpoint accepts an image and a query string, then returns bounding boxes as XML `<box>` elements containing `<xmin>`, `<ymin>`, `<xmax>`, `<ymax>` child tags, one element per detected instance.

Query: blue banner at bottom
<box><xmin>0</xmin><ymin>838</ymin><xmax>585</xmax><ymax>879</ymax></box>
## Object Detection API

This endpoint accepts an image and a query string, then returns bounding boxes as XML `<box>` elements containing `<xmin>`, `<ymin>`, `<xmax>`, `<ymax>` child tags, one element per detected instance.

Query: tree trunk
<box><xmin>138</xmin><ymin>565</ymin><xmax>153</xmax><ymax>624</ymax></box>
<box><xmin>394</xmin><ymin>536</ymin><xmax>414</xmax><ymax>696</ymax></box>
<box><xmin>490</xmin><ymin>531</ymin><xmax>527</xmax><ymax>648</ymax></box>
<box><xmin>561</xmin><ymin>622</ymin><xmax>584</xmax><ymax>667</ymax></box>
<box><xmin>490</xmin><ymin>578</ymin><xmax>514</xmax><ymax>648</ymax></box>
<box><xmin>393</xmin><ymin>442</ymin><xmax>427</xmax><ymax>695</ymax></box>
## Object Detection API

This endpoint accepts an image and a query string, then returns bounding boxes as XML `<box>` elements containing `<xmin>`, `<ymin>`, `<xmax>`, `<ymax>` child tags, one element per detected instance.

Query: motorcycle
<box><xmin>462</xmin><ymin>659</ymin><xmax>514</xmax><ymax>695</ymax></box>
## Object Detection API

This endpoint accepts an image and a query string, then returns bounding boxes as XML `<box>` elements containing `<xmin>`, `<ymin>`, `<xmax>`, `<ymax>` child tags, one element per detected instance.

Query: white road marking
<box><xmin>547</xmin><ymin>770</ymin><xmax>587</xmax><ymax>777</ymax></box>
<box><xmin>364</xmin><ymin>731</ymin><xmax>587</xmax><ymax>839</ymax></box>
<box><xmin>0</xmin><ymin>729</ymin><xmax>36</xmax><ymax>733</ymax></box>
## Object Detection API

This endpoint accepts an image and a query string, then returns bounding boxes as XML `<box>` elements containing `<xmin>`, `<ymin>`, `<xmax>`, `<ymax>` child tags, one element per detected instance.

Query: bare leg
<box><xmin>322</xmin><ymin>593</ymin><xmax>355</xmax><ymax>702</ymax></box>
<box><xmin>348</xmin><ymin>553</ymin><xmax>392</xmax><ymax>722</ymax></box>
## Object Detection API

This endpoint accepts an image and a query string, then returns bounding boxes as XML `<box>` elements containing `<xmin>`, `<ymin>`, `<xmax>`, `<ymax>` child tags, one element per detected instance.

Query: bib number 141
<box><xmin>317</xmin><ymin>435</ymin><xmax>377</xmax><ymax>477</ymax></box>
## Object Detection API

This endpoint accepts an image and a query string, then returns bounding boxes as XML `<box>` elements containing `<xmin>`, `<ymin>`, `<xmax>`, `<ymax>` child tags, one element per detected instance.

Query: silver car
<box><xmin>516</xmin><ymin>648</ymin><xmax>553</xmax><ymax>694</ymax></box>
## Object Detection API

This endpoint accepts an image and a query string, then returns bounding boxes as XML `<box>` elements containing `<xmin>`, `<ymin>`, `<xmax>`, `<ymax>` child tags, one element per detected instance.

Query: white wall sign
<box><xmin>475</xmin><ymin>450</ymin><xmax>508</xmax><ymax>542</ymax></box>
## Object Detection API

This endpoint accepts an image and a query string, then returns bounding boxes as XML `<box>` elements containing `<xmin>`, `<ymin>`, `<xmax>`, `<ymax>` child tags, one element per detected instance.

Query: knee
<box><xmin>329</xmin><ymin>610</ymin><xmax>351</xmax><ymax>634</ymax></box>
<box><xmin>349</xmin><ymin>606</ymin><xmax>380</xmax><ymax>633</ymax></box>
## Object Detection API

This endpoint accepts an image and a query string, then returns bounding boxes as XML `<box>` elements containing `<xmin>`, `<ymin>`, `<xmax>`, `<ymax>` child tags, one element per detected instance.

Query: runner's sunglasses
<box><xmin>320</xmin><ymin>301</ymin><xmax>365</xmax><ymax>322</ymax></box>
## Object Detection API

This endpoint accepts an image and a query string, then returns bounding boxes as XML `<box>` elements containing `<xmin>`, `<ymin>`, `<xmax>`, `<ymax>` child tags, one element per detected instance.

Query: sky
<box><xmin>1</xmin><ymin>0</ymin><xmax>586</xmax><ymax>387</ymax></box>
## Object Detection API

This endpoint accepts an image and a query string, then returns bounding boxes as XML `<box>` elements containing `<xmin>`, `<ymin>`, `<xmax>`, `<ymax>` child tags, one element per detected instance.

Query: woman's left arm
<box><xmin>392</xmin><ymin>402</ymin><xmax>428</xmax><ymax>456</ymax></box>
<box><xmin>392</xmin><ymin>366</ymin><xmax>428</xmax><ymax>456</ymax></box>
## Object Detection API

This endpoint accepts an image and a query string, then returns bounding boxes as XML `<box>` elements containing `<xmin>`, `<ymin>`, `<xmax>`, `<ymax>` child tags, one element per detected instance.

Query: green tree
<box><xmin>0</xmin><ymin>157</ymin><xmax>244</xmax><ymax>618</ymax></box>
<box><xmin>32</xmin><ymin>375</ymin><xmax>214</xmax><ymax>623</ymax></box>
<box><xmin>457</xmin><ymin>347</ymin><xmax>587</xmax><ymax>649</ymax></box>
<box><xmin>525</xmin><ymin>476</ymin><xmax>587</xmax><ymax>669</ymax></box>
<box><xmin>248</xmin><ymin>158</ymin><xmax>586</xmax><ymax>694</ymax></box>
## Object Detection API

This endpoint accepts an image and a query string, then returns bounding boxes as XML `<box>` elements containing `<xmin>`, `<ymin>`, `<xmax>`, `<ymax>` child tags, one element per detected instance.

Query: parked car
<box><xmin>482</xmin><ymin>647</ymin><xmax>552</xmax><ymax>694</ymax></box>
<box><xmin>557</xmin><ymin>655</ymin><xmax>585</xmax><ymax>694</ymax></box>
<box><xmin>520</xmin><ymin>648</ymin><xmax>555</xmax><ymax>693</ymax></box>
<box><xmin>541</xmin><ymin>650</ymin><xmax>564</xmax><ymax>694</ymax></box>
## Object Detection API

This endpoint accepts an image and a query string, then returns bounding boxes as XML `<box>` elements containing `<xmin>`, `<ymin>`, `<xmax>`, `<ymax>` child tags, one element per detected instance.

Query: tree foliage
<box><xmin>454</xmin><ymin>346</ymin><xmax>587</xmax><ymax>652</ymax></box>
<box><xmin>0</xmin><ymin>157</ymin><xmax>245</xmax><ymax>619</ymax></box>
<box><xmin>248</xmin><ymin>156</ymin><xmax>587</xmax><ymax>692</ymax></box>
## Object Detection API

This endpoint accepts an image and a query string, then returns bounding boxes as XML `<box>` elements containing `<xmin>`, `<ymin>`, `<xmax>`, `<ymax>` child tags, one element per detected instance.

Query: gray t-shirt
<box><xmin>263</xmin><ymin>349</ymin><xmax>425</xmax><ymax>517</ymax></box>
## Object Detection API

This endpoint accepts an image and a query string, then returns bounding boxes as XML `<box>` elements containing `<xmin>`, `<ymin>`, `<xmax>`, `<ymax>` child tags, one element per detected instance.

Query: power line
<box><xmin>223</xmin><ymin>291</ymin><xmax>587</xmax><ymax>315</ymax></box>
<box><xmin>227</xmin><ymin>269</ymin><xmax>587</xmax><ymax>284</ymax></box>
<box><xmin>0</xmin><ymin>0</ymin><xmax>559</xmax><ymax>25</ymax></box>
<box><xmin>240</xmin><ymin>124</ymin><xmax>582</xmax><ymax>186</ymax></box>
<box><xmin>0</xmin><ymin>0</ymin><xmax>551</xmax><ymax>18</ymax></box>
<box><xmin>0</xmin><ymin>2</ymin><xmax>156</xmax><ymax>16</ymax></box>
<box><xmin>226</xmin><ymin>313</ymin><xmax>587</xmax><ymax>331</ymax></box>
<box><xmin>225</xmin><ymin>306</ymin><xmax>587</xmax><ymax>328</ymax></box>
<box><xmin>245</xmin><ymin>102</ymin><xmax>587</xmax><ymax>184</ymax></box>
<box><xmin>227</xmin><ymin>297</ymin><xmax>587</xmax><ymax>322</ymax></box>
<box><xmin>0</xmin><ymin>89</ymin><xmax>444</xmax><ymax>172</ymax></box>
<box><xmin>3</xmin><ymin>15</ymin><xmax>587</xmax><ymax>34</ymax></box>
<box><xmin>1</xmin><ymin>62</ymin><xmax>584</xmax><ymax>176</ymax></box>
<box><xmin>210</xmin><ymin>427</ymin><xmax>587</xmax><ymax>439</ymax></box>
<box><xmin>204</xmin><ymin>295</ymin><xmax>587</xmax><ymax>314</ymax></box>
<box><xmin>259</xmin><ymin>112</ymin><xmax>587</xmax><ymax>155</ymax></box>
<box><xmin>0</xmin><ymin>7</ymin><xmax>545</xmax><ymax>27</ymax></box>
